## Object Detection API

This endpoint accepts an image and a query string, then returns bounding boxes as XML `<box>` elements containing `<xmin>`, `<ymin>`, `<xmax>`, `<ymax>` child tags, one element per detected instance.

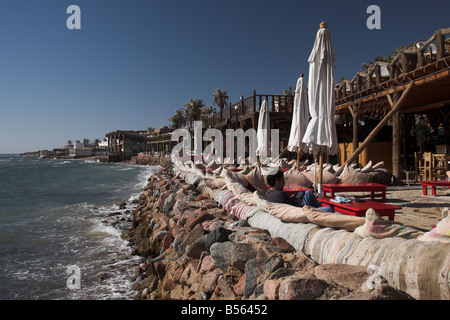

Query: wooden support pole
<box><xmin>435</xmin><ymin>30</ymin><xmax>445</xmax><ymax>61</ymax></box>
<box><xmin>392</xmin><ymin>94</ymin><xmax>401</xmax><ymax>184</ymax></box>
<box><xmin>335</xmin><ymin>82</ymin><xmax>416</xmax><ymax>177</ymax></box>
<box><xmin>349</xmin><ymin>105</ymin><xmax>359</xmax><ymax>164</ymax></box>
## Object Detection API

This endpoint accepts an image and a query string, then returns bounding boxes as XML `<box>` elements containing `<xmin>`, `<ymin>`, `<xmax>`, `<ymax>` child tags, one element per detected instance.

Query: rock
<box><xmin>180</xmin><ymin>263</ymin><xmax>197</xmax><ymax>286</ymax></box>
<box><xmin>162</xmin><ymin>194</ymin><xmax>175</xmax><ymax>214</ymax></box>
<box><xmin>178</xmin><ymin>224</ymin><xmax>205</xmax><ymax>253</ymax></box>
<box><xmin>272</xmin><ymin>237</ymin><xmax>296</xmax><ymax>252</ymax></box>
<box><xmin>172</xmin><ymin>232</ymin><xmax>186</xmax><ymax>253</ymax></box>
<box><xmin>233</xmin><ymin>274</ymin><xmax>246</xmax><ymax>296</ymax></box>
<box><xmin>264</xmin><ymin>279</ymin><xmax>280</xmax><ymax>300</ymax></box>
<box><xmin>243</xmin><ymin>257</ymin><xmax>283</xmax><ymax>299</ymax></box>
<box><xmin>119</xmin><ymin>202</ymin><xmax>127</xmax><ymax>209</ymax></box>
<box><xmin>154</xmin><ymin>260</ymin><xmax>166</xmax><ymax>279</ymax></box>
<box><xmin>161</xmin><ymin>234</ymin><xmax>174</xmax><ymax>252</ymax></box>
<box><xmin>202</xmin><ymin>268</ymin><xmax>224</xmax><ymax>292</ymax></box>
<box><xmin>370</xmin><ymin>285</ymin><xmax>413</xmax><ymax>300</ymax></box>
<box><xmin>291</xmin><ymin>251</ymin><xmax>318</xmax><ymax>274</ymax></box>
<box><xmin>236</xmin><ymin>220</ymin><xmax>251</xmax><ymax>227</ymax></box>
<box><xmin>338</xmin><ymin>285</ymin><xmax>413</xmax><ymax>300</ymax></box>
<box><xmin>205</xmin><ymin>227</ymin><xmax>233</xmax><ymax>252</ymax></box>
<box><xmin>195</xmin><ymin>193</ymin><xmax>210</xmax><ymax>201</ymax></box>
<box><xmin>198</xmin><ymin>254</ymin><xmax>216</xmax><ymax>273</ymax></box>
<box><xmin>162</xmin><ymin>278</ymin><xmax>177</xmax><ymax>292</ymax></box>
<box><xmin>131</xmin><ymin>280</ymin><xmax>142</xmax><ymax>291</ymax></box>
<box><xmin>209</xmin><ymin>241</ymin><xmax>233</xmax><ymax>272</ymax></box>
<box><xmin>278</xmin><ymin>276</ymin><xmax>329</xmax><ymax>300</ymax></box>
<box><xmin>230</xmin><ymin>243</ymin><xmax>257</xmax><ymax>271</ymax></box>
<box><xmin>217</xmin><ymin>275</ymin><xmax>236</xmax><ymax>298</ymax></box>
<box><xmin>180</xmin><ymin>210</ymin><xmax>197</xmax><ymax>225</ymax></box>
<box><xmin>314</xmin><ymin>264</ymin><xmax>377</xmax><ymax>292</ymax></box>
<box><xmin>186</xmin><ymin>234</ymin><xmax>207</xmax><ymax>259</ymax></box>
<box><xmin>186</xmin><ymin>212</ymin><xmax>215</xmax><ymax>231</ymax></box>
<box><xmin>267</xmin><ymin>268</ymin><xmax>296</xmax><ymax>280</ymax></box>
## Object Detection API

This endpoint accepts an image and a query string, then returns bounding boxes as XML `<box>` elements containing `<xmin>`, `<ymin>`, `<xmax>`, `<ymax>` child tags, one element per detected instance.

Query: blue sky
<box><xmin>0</xmin><ymin>0</ymin><xmax>449</xmax><ymax>153</ymax></box>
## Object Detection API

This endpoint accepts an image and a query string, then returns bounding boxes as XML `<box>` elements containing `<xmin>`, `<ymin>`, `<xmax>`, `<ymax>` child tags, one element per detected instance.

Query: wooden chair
<box><xmin>415</xmin><ymin>152</ymin><xmax>427</xmax><ymax>182</ymax></box>
<box><xmin>423</xmin><ymin>152</ymin><xmax>434</xmax><ymax>181</ymax></box>
<box><xmin>431</xmin><ymin>153</ymin><xmax>449</xmax><ymax>181</ymax></box>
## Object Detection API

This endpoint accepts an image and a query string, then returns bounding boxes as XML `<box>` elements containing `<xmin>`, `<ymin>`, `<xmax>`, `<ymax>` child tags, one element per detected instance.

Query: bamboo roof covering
<box><xmin>335</xmin><ymin>28</ymin><xmax>450</xmax><ymax>117</ymax></box>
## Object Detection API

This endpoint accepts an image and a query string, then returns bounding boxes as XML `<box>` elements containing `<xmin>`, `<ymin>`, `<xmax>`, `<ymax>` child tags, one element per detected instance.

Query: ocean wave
<box><xmin>0</xmin><ymin>157</ymin><xmax>156</xmax><ymax>300</ymax></box>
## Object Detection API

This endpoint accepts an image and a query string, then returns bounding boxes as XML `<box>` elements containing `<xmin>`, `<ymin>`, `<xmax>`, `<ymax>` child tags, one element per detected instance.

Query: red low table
<box><xmin>420</xmin><ymin>181</ymin><xmax>450</xmax><ymax>196</ymax></box>
<box><xmin>265</xmin><ymin>184</ymin><xmax>313</xmax><ymax>197</ymax></box>
<box><xmin>283</xmin><ymin>184</ymin><xmax>313</xmax><ymax>197</ymax></box>
<box><xmin>318</xmin><ymin>198</ymin><xmax>401</xmax><ymax>221</ymax></box>
<box><xmin>322</xmin><ymin>183</ymin><xmax>387</xmax><ymax>202</ymax></box>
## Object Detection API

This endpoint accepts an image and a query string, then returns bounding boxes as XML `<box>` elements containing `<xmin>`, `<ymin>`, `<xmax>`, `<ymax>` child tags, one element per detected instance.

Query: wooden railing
<box><xmin>207</xmin><ymin>91</ymin><xmax>294</xmax><ymax>127</ymax></box>
<box><xmin>335</xmin><ymin>27</ymin><xmax>450</xmax><ymax>104</ymax></box>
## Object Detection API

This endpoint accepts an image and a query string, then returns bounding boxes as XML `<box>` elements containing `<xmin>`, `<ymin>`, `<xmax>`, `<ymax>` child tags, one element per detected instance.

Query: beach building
<box><xmin>333</xmin><ymin>27</ymin><xmax>450</xmax><ymax>183</ymax></box>
<box><xmin>106</xmin><ymin>130</ymin><xmax>148</xmax><ymax>161</ymax></box>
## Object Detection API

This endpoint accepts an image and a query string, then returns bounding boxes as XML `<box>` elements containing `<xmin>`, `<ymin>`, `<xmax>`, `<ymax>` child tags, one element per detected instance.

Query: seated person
<box><xmin>265</xmin><ymin>170</ymin><xmax>334</xmax><ymax>212</ymax></box>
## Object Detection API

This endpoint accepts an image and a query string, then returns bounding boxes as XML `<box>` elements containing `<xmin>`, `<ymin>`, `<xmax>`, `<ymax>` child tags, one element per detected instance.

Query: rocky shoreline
<box><xmin>119</xmin><ymin>163</ymin><xmax>414</xmax><ymax>300</ymax></box>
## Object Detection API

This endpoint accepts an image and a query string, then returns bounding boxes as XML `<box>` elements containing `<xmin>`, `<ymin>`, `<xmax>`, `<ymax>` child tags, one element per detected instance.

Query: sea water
<box><xmin>0</xmin><ymin>154</ymin><xmax>158</xmax><ymax>300</ymax></box>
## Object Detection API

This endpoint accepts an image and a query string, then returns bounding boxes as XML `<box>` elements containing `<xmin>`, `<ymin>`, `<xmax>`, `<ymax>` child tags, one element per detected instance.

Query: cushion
<box><xmin>217</xmin><ymin>190</ymin><xmax>240</xmax><ymax>212</ymax></box>
<box><xmin>238</xmin><ymin>166</ymin><xmax>253</xmax><ymax>175</ymax></box>
<box><xmin>367</xmin><ymin>168</ymin><xmax>392</xmax><ymax>185</ymax></box>
<box><xmin>283</xmin><ymin>167</ymin><xmax>313</xmax><ymax>188</ymax></box>
<box><xmin>360</xmin><ymin>161</ymin><xmax>373</xmax><ymax>173</ymax></box>
<box><xmin>279</xmin><ymin>159</ymin><xmax>291</xmax><ymax>169</ymax></box>
<box><xmin>353</xmin><ymin>208</ymin><xmax>423</xmax><ymax>239</ymax></box>
<box><xmin>229</xmin><ymin>202</ymin><xmax>261</xmax><ymax>220</ymax></box>
<box><xmin>372</xmin><ymin>161</ymin><xmax>385</xmax><ymax>170</ymax></box>
<box><xmin>206</xmin><ymin>161</ymin><xmax>220</xmax><ymax>171</ymax></box>
<box><xmin>214</xmin><ymin>176</ymin><xmax>227</xmax><ymax>189</ymax></box>
<box><xmin>323</xmin><ymin>164</ymin><xmax>335</xmax><ymax>174</ymax></box>
<box><xmin>245</xmin><ymin>165</ymin><xmax>269</xmax><ymax>195</ymax></box>
<box><xmin>261</xmin><ymin>201</ymin><xmax>310</xmax><ymax>223</ymax></box>
<box><xmin>302</xmin><ymin>205</ymin><xmax>365</xmax><ymax>232</ymax></box>
<box><xmin>212</xmin><ymin>165</ymin><xmax>224</xmax><ymax>176</ymax></box>
<box><xmin>303</xmin><ymin>164</ymin><xmax>340</xmax><ymax>187</ymax></box>
<box><xmin>339</xmin><ymin>164</ymin><xmax>371</xmax><ymax>184</ymax></box>
<box><xmin>417</xmin><ymin>208</ymin><xmax>450</xmax><ymax>244</ymax></box>
<box><xmin>222</xmin><ymin>168</ymin><xmax>259</xmax><ymax>206</ymax></box>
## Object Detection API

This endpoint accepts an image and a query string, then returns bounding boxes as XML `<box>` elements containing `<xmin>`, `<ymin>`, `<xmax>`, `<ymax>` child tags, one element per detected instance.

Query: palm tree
<box><xmin>361</xmin><ymin>45</ymin><xmax>405</xmax><ymax>72</ymax></box>
<box><xmin>94</xmin><ymin>138</ymin><xmax>101</xmax><ymax>147</ymax></box>
<box><xmin>283</xmin><ymin>86</ymin><xmax>293</xmax><ymax>96</ymax></box>
<box><xmin>168</xmin><ymin>109</ymin><xmax>185</xmax><ymax>129</ymax></box>
<box><xmin>361</xmin><ymin>54</ymin><xmax>387</xmax><ymax>72</ymax></box>
<box><xmin>200</xmin><ymin>105</ymin><xmax>215</xmax><ymax>126</ymax></box>
<box><xmin>67</xmin><ymin>140</ymin><xmax>73</xmax><ymax>147</ymax></box>
<box><xmin>83</xmin><ymin>138</ymin><xmax>90</xmax><ymax>147</ymax></box>
<box><xmin>147</xmin><ymin>126</ymin><xmax>155</xmax><ymax>136</ymax></box>
<box><xmin>212</xmin><ymin>88</ymin><xmax>229</xmax><ymax>111</ymax></box>
<box><xmin>183</xmin><ymin>99</ymin><xmax>205</xmax><ymax>127</ymax></box>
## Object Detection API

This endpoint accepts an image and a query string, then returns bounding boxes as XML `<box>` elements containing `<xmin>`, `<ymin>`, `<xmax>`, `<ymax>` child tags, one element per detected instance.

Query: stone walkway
<box><xmin>384</xmin><ymin>184</ymin><xmax>450</xmax><ymax>231</ymax></box>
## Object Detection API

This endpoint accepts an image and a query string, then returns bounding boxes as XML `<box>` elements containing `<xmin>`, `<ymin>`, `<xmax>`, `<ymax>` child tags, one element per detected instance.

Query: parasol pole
<box><xmin>296</xmin><ymin>73</ymin><xmax>305</xmax><ymax>170</ymax></box>
<box><xmin>318</xmin><ymin>149</ymin><xmax>323</xmax><ymax>196</ymax></box>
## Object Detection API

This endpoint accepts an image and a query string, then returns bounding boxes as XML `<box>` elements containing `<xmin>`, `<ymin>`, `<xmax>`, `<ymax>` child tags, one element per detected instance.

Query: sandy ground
<box><xmin>384</xmin><ymin>184</ymin><xmax>450</xmax><ymax>231</ymax></box>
